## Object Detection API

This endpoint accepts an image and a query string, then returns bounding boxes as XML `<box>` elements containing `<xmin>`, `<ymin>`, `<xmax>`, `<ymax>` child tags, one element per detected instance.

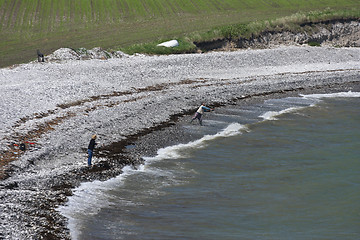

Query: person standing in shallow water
<box><xmin>191</xmin><ymin>103</ymin><xmax>213</xmax><ymax>126</ymax></box>
<box><xmin>87</xmin><ymin>134</ymin><xmax>97</xmax><ymax>166</ymax></box>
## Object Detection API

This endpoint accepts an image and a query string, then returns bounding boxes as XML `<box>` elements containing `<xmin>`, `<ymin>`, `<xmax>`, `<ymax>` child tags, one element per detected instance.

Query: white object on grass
<box><xmin>157</xmin><ymin>40</ymin><xmax>179</xmax><ymax>47</ymax></box>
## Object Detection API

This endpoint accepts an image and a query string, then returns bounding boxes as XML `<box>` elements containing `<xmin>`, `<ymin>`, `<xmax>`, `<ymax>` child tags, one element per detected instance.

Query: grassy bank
<box><xmin>0</xmin><ymin>0</ymin><xmax>359</xmax><ymax>68</ymax></box>
<box><xmin>117</xmin><ymin>8</ymin><xmax>360</xmax><ymax>55</ymax></box>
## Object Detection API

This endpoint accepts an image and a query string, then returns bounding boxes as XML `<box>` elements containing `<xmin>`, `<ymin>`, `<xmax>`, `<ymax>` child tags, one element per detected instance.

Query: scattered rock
<box><xmin>45</xmin><ymin>47</ymin><xmax>125</xmax><ymax>62</ymax></box>
<box><xmin>86</xmin><ymin>47</ymin><xmax>112</xmax><ymax>60</ymax></box>
<box><xmin>112</xmin><ymin>51</ymin><xmax>130</xmax><ymax>58</ymax></box>
<box><xmin>46</xmin><ymin>48</ymin><xmax>80</xmax><ymax>61</ymax></box>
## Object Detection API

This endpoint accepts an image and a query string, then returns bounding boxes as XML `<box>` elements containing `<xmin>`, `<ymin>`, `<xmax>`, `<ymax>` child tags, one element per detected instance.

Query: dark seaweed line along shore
<box><xmin>0</xmin><ymin>44</ymin><xmax>359</xmax><ymax>239</ymax></box>
<box><xmin>1</xmin><ymin>68</ymin><xmax>358</xmax><ymax>180</ymax></box>
<box><xmin>0</xmin><ymin>78</ymin><xmax>207</xmax><ymax>180</ymax></box>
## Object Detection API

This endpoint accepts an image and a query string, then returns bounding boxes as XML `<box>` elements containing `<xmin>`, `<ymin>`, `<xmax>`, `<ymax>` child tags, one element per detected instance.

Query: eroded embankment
<box><xmin>195</xmin><ymin>19</ymin><xmax>360</xmax><ymax>51</ymax></box>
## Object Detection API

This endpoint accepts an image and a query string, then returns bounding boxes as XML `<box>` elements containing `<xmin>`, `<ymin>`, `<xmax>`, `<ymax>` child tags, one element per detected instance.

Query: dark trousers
<box><xmin>191</xmin><ymin>112</ymin><xmax>203</xmax><ymax>125</ymax></box>
<box><xmin>87</xmin><ymin>149</ymin><xmax>93</xmax><ymax>166</ymax></box>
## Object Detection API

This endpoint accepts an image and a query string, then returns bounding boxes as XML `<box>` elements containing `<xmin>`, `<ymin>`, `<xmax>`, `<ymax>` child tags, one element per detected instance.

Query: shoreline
<box><xmin>63</xmin><ymin>82</ymin><xmax>360</xmax><ymax>240</ymax></box>
<box><xmin>0</xmin><ymin>46</ymin><xmax>359</xmax><ymax>239</ymax></box>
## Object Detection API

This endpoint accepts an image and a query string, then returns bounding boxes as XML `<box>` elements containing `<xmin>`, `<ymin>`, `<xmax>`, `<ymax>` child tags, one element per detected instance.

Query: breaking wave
<box><xmin>144</xmin><ymin>123</ymin><xmax>248</xmax><ymax>161</ymax></box>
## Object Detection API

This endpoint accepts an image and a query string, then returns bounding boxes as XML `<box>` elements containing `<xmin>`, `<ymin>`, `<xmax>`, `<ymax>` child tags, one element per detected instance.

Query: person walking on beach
<box><xmin>87</xmin><ymin>134</ymin><xmax>97</xmax><ymax>166</ymax></box>
<box><xmin>191</xmin><ymin>103</ymin><xmax>213</xmax><ymax>126</ymax></box>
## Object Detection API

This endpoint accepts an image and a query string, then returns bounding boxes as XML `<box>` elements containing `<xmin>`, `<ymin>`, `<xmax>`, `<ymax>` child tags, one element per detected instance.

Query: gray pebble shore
<box><xmin>0</xmin><ymin>46</ymin><xmax>359</xmax><ymax>239</ymax></box>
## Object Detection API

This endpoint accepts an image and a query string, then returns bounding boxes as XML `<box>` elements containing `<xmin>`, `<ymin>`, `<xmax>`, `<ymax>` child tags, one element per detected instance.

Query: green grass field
<box><xmin>0</xmin><ymin>0</ymin><xmax>359</xmax><ymax>68</ymax></box>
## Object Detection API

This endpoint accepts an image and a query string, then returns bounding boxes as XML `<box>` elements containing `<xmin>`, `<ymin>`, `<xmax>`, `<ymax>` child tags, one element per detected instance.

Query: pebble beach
<box><xmin>0</xmin><ymin>45</ymin><xmax>360</xmax><ymax>239</ymax></box>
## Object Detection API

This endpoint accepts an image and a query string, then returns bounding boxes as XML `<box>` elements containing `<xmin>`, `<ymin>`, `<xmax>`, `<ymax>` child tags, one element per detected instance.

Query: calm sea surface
<box><xmin>59</xmin><ymin>92</ymin><xmax>360</xmax><ymax>240</ymax></box>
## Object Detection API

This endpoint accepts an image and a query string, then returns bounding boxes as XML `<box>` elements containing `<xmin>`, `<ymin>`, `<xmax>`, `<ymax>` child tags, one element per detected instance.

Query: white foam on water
<box><xmin>58</xmin><ymin>160</ymin><xmax>186</xmax><ymax>239</ymax></box>
<box><xmin>258</xmin><ymin>91</ymin><xmax>360</xmax><ymax>121</ymax></box>
<box><xmin>58</xmin><ymin>122</ymin><xmax>247</xmax><ymax>239</ymax></box>
<box><xmin>57</xmin><ymin>165</ymin><xmax>137</xmax><ymax>240</ymax></box>
<box><xmin>259</xmin><ymin>107</ymin><xmax>303</xmax><ymax>121</ymax></box>
<box><xmin>145</xmin><ymin>123</ymin><xmax>248</xmax><ymax>161</ymax></box>
<box><xmin>301</xmin><ymin>91</ymin><xmax>360</xmax><ymax>99</ymax></box>
<box><xmin>58</xmin><ymin>92</ymin><xmax>360</xmax><ymax>239</ymax></box>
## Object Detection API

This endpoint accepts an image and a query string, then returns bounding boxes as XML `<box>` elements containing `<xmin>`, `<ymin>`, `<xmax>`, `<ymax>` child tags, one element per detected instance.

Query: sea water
<box><xmin>59</xmin><ymin>92</ymin><xmax>360</xmax><ymax>240</ymax></box>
